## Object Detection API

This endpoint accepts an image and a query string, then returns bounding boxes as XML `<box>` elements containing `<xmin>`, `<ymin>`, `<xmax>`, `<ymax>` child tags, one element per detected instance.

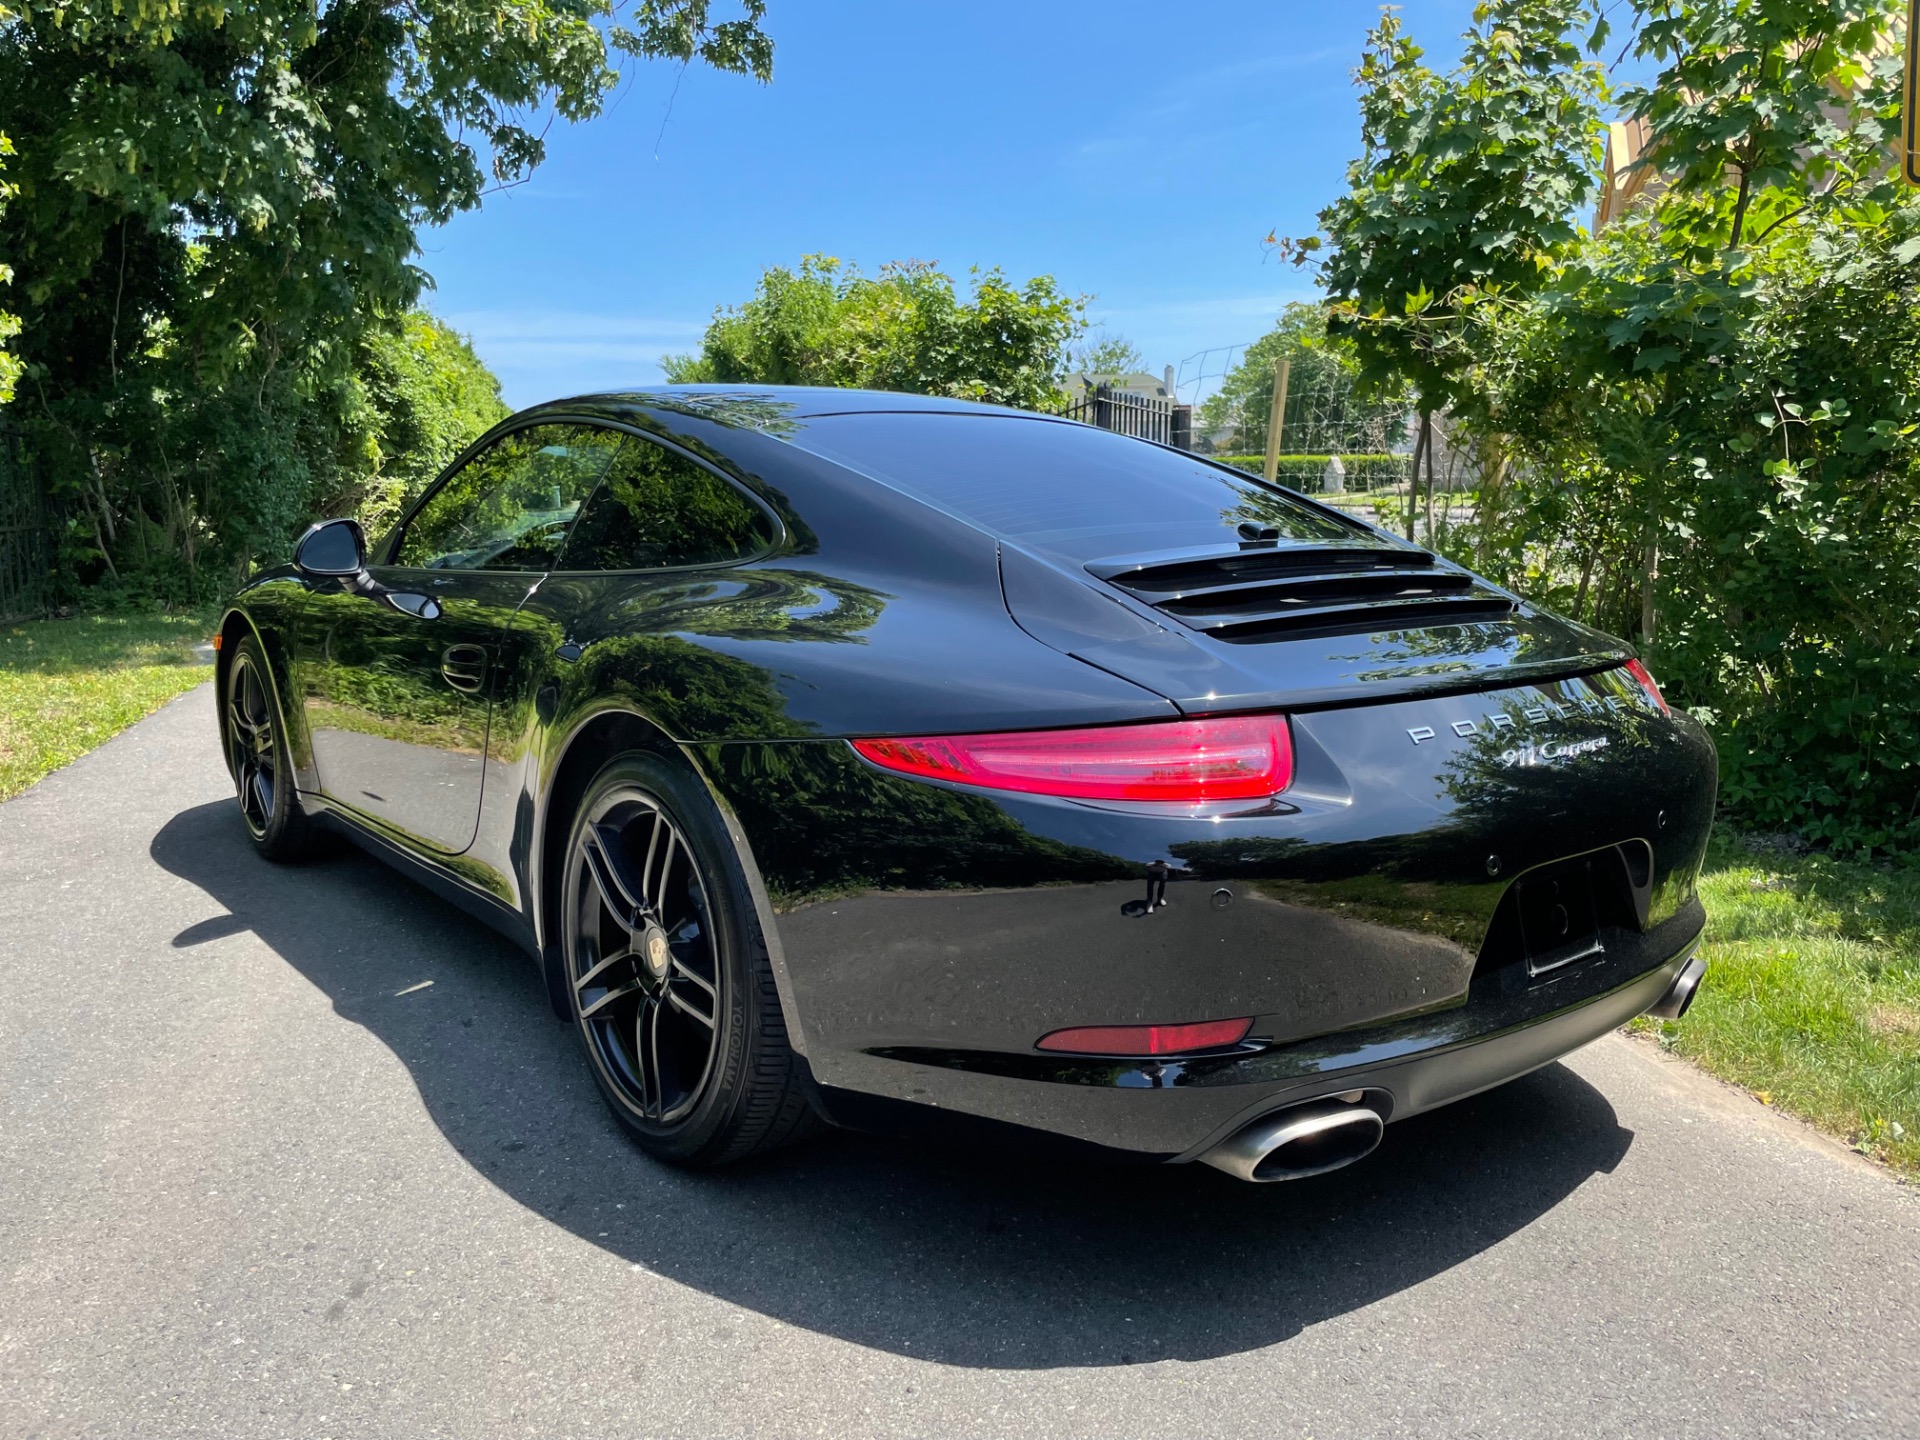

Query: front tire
<box><xmin>224</xmin><ymin>636</ymin><xmax>318</xmax><ymax>862</ymax></box>
<box><xmin>561</xmin><ymin>750</ymin><xmax>819</xmax><ymax>1167</ymax></box>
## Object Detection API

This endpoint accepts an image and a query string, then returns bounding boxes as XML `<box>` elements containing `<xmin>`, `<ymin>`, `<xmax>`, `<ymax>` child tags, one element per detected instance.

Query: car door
<box><xmin>302</xmin><ymin>422</ymin><xmax>622</xmax><ymax>854</ymax></box>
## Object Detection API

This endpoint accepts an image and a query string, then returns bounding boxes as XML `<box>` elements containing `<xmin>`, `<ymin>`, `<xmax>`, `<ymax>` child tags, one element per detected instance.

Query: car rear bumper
<box><xmin>695</xmin><ymin>669</ymin><xmax>1717</xmax><ymax>1161</ymax></box>
<box><xmin>805</xmin><ymin>911</ymin><xmax>1702</xmax><ymax>1161</ymax></box>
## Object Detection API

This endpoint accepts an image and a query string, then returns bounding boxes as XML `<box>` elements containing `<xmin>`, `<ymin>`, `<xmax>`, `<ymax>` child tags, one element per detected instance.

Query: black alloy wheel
<box><xmin>224</xmin><ymin>636</ymin><xmax>317</xmax><ymax>861</ymax></box>
<box><xmin>562</xmin><ymin>752</ymin><xmax>820</xmax><ymax>1165</ymax></box>
<box><xmin>226</xmin><ymin>646</ymin><xmax>279</xmax><ymax>839</ymax></box>
<box><xmin>571</xmin><ymin>790</ymin><xmax>722</xmax><ymax>1125</ymax></box>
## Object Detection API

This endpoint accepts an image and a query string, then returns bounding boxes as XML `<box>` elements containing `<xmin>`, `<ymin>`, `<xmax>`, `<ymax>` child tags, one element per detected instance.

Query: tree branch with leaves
<box><xmin>0</xmin><ymin>0</ymin><xmax>773</xmax><ymax>588</ymax></box>
<box><xmin>1284</xmin><ymin>0</ymin><xmax>1605</xmax><ymax>542</ymax></box>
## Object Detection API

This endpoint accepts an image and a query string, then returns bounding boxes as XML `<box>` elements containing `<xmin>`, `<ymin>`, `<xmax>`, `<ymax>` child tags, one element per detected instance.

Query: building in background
<box><xmin>1594</xmin><ymin>26</ymin><xmax>1905</xmax><ymax>233</ymax></box>
<box><xmin>1594</xmin><ymin>115</ymin><xmax>1660</xmax><ymax>233</ymax></box>
<box><xmin>1058</xmin><ymin>365</ymin><xmax>1177</xmax><ymax>407</ymax></box>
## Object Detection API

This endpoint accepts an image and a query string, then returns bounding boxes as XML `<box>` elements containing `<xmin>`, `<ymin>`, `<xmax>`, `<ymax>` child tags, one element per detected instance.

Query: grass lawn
<box><xmin>0</xmin><ymin>611</ymin><xmax>217</xmax><ymax>800</ymax></box>
<box><xmin>1636</xmin><ymin>835</ymin><xmax>1920</xmax><ymax>1178</ymax></box>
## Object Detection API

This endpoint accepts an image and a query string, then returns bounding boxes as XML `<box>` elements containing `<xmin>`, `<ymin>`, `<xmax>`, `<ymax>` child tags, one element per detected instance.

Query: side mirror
<box><xmin>294</xmin><ymin>518</ymin><xmax>368</xmax><ymax>579</ymax></box>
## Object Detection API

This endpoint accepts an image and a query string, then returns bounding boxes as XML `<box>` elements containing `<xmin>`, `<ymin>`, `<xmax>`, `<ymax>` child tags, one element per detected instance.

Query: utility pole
<box><xmin>1905</xmin><ymin>0</ymin><xmax>1919</xmax><ymax>185</ymax></box>
<box><xmin>1262</xmin><ymin>356</ymin><xmax>1291</xmax><ymax>486</ymax></box>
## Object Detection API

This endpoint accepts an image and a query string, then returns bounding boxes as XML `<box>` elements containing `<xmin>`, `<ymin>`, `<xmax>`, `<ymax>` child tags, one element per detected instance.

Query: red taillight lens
<box><xmin>1623</xmin><ymin>658</ymin><xmax>1670</xmax><ymax>715</ymax></box>
<box><xmin>1036</xmin><ymin>1017</ymin><xmax>1254</xmax><ymax>1056</ymax></box>
<box><xmin>850</xmin><ymin>714</ymin><xmax>1292</xmax><ymax>803</ymax></box>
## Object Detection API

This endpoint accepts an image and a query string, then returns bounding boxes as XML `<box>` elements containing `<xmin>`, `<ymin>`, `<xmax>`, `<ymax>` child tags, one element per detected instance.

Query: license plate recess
<box><xmin>1515</xmin><ymin>857</ymin><xmax>1605</xmax><ymax>976</ymax></box>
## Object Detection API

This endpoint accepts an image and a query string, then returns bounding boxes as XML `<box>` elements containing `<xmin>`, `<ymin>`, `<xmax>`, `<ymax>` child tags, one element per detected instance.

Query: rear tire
<box><xmin>224</xmin><ymin>636</ymin><xmax>319</xmax><ymax>863</ymax></box>
<box><xmin>561</xmin><ymin>749</ymin><xmax>820</xmax><ymax>1167</ymax></box>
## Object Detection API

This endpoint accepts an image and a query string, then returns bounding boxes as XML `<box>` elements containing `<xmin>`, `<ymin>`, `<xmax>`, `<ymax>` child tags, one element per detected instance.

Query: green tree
<box><xmin>338</xmin><ymin>311</ymin><xmax>511</xmax><ymax>539</ymax></box>
<box><xmin>664</xmin><ymin>255</ymin><xmax>1086</xmax><ymax>413</ymax></box>
<box><xmin>1072</xmin><ymin>332</ymin><xmax>1146</xmax><ymax>380</ymax></box>
<box><xmin>0</xmin><ymin>0</ymin><xmax>772</xmax><ymax>593</ymax></box>
<box><xmin>1621</xmin><ymin>0</ymin><xmax>1904</xmax><ymax>251</ymax></box>
<box><xmin>1454</xmin><ymin>0</ymin><xmax>1920</xmax><ymax>852</ymax></box>
<box><xmin>1468</xmin><ymin>0</ymin><xmax>1906</xmax><ymax>629</ymax></box>
<box><xmin>1197</xmin><ymin>302</ymin><xmax>1406</xmax><ymax>454</ymax></box>
<box><xmin>1298</xmin><ymin>0</ymin><xmax>1604</xmax><ymax>537</ymax></box>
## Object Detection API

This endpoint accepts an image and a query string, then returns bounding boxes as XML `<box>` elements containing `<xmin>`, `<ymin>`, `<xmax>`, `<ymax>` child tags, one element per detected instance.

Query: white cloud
<box><xmin>445</xmin><ymin>309</ymin><xmax>706</xmax><ymax>346</ymax></box>
<box><xmin>1090</xmin><ymin>290</ymin><xmax>1315</xmax><ymax>330</ymax></box>
<box><xmin>1073</xmin><ymin>47</ymin><xmax>1345</xmax><ymax>156</ymax></box>
<box><xmin>442</xmin><ymin>309</ymin><xmax>710</xmax><ymax>406</ymax></box>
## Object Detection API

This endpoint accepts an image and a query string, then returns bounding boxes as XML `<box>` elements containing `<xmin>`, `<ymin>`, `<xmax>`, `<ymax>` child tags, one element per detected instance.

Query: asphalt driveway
<box><xmin>2</xmin><ymin>684</ymin><xmax>1916</xmax><ymax>1438</ymax></box>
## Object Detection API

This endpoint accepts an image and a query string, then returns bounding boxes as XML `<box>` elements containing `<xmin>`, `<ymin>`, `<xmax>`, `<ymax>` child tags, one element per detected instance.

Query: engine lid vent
<box><xmin>1088</xmin><ymin>544</ymin><xmax>1517</xmax><ymax>644</ymax></box>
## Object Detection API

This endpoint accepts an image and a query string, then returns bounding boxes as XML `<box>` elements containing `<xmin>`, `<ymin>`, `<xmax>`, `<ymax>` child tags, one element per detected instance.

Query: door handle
<box><xmin>383</xmin><ymin>591</ymin><xmax>441</xmax><ymax>620</ymax></box>
<box><xmin>440</xmin><ymin>644</ymin><xmax>490</xmax><ymax>694</ymax></box>
<box><xmin>345</xmin><ymin>572</ymin><xmax>440</xmax><ymax>619</ymax></box>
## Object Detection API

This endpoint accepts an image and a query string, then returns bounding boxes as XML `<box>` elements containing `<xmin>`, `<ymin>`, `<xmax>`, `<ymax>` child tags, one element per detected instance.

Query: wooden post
<box><xmin>1904</xmin><ymin>0</ymin><xmax>1919</xmax><ymax>186</ymax></box>
<box><xmin>1406</xmin><ymin>411</ymin><xmax>1429</xmax><ymax>542</ymax></box>
<box><xmin>1263</xmin><ymin>356</ymin><xmax>1291</xmax><ymax>485</ymax></box>
<box><xmin>1641</xmin><ymin>540</ymin><xmax>1659</xmax><ymax>643</ymax></box>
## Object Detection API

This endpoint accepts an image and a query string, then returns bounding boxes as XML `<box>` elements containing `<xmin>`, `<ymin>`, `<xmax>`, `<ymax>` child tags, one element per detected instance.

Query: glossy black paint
<box><xmin>218</xmin><ymin>386</ymin><xmax>1718</xmax><ymax>1163</ymax></box>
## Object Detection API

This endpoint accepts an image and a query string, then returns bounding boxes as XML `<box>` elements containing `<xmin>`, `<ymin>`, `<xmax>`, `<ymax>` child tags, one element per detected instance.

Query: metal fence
<box><xmin>0</xmin><ymin>428</ymin><xmax>49</xmax><ymax>621</ymax></box>
<box><xmin>1173</xmin><ymin>341</ymin><xmax>1410</xmax><ymax>458</ymax></box>
<box><xmin>1067</xmin><ymin>385</ymin><xmax>1193</xmax><ymax>448</ymax></box>
<box><xmin>1212</xmin><ymin>453</ymin><xmax>1414</xmax><ymax>495</ymax></box>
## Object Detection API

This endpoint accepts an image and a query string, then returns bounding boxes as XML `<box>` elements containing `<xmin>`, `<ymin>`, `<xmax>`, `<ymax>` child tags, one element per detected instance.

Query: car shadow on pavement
<box><xmin>154</xmin><ymin>800</ymin><xmax>1634</xmax><ymax>1370</ymax></box>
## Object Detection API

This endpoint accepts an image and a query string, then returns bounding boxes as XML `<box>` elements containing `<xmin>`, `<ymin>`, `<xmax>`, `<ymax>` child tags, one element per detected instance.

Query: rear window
<box><xmin>789</xmin><ymin>412</ymin><xmax>1356</xmax><ymax>562</ymax></box>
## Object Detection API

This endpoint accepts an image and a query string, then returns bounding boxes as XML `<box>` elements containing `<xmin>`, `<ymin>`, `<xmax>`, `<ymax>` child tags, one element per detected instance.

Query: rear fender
<box><xmin>528</xmin><ymin>706</ymin><xmax>809</xmax><ymax>1055</ymax></box>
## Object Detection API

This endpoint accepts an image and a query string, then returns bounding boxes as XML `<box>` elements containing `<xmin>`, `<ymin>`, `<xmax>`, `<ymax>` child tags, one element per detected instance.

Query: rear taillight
<box><xmin>850</xmin><ymin>714</ymin><xmax>1293</xmax><ymax>803</ymax></box>
<box><xmin>1623</xmin><ymin>659</ymin><xmax>1670</xmax><ymax>715</ymax></box>
<box><xmin>1036</xmin><ymin>1017</ymin><xmax>1253</xmax><ymax>1056</ymax></box>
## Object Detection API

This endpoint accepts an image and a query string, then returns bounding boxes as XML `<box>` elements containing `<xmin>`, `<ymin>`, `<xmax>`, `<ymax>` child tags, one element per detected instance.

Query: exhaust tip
<box><xmin>1200</xmin><ymin>1096</ymin><xmax>1386</xmax><ymax>1183</ymax></box>
<box><xmin>1647</xmin><ymin>954</ymin><xmax>1708</xmax><ymax>1021</ymax></box>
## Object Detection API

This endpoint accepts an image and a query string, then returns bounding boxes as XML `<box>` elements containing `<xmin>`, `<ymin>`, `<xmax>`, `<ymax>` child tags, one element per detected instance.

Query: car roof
<box><xmin>521</xmin><ymin>385</ymin><xmax>1069</xmax><ymax>430</ymax></box>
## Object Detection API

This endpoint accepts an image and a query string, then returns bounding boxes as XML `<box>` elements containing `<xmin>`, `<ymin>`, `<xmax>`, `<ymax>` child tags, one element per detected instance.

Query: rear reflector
<box><xmin>1036</xmin><ymin>1017</ymin><xmax>1253</xmax><ymax>1056</ymax></box>
<box><xmin>850</xmin><ymin>714</ymin><xmax>1292</xmax><ymax>802</ymax></box>
<box><xmin>210</xmin><ymin>633</ymin><xmax>223</xmax><ymax>652</ymax></box>
<box><xmin>1623</xmin><ymin>658</ymin><xmax>1670</xmax><ymax>715</ymax></box>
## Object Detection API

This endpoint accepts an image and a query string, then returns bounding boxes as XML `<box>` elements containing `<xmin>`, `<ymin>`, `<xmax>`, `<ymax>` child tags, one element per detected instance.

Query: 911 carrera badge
<box><xmin>1492</xmin><ymin>735</ymin><xmax>1611</xmax><ymax>767</ymax></box>
<box><xmin>1405</xmin><ymin>688</ymin><xmax>1640</xmax><ymax>764</ymax></box>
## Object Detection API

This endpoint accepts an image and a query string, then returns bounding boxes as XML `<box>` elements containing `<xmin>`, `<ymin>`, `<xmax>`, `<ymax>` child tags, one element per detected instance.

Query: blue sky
<box><xmin>423</xmin><ymin>1</ymin><xmax>1490</xmax><ymax>409</ymax></box>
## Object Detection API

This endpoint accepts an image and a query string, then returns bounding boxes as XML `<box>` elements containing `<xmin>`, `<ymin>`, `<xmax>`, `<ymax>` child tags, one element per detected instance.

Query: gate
<box><xmin>1067</xmin><ymin>384</ymin><xmax>1192</xmax><ymax>448</ymax></box>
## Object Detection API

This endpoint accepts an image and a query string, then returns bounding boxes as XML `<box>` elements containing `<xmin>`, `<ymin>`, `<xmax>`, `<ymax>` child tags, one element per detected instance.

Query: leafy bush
<box><xmin>664</xmin><ymin>255</ymin><xmax>1085</xmax><ymax>414</ymax></box>
<box><xmin>29</xmin><ymin>311</ymin><xmax>505</xmax><ymax>604</ymax></box>
<box><xmin>343</xmin><ymin>314</ymin><xmax>511</xmax><ymax>542</ymax></box>
<box><xmin>1470</xmin><ymin>211</ymin><xmax>1920</xmax><ymax>855</ymax></box>
<box><xmin>1304</xmin><ymin>0</ymin><xmax>1920</xmax><ymax>856</ymax></box>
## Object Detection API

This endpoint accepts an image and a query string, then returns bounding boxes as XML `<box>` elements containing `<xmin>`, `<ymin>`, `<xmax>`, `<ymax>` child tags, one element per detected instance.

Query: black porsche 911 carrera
<box><xmin>217</xmin><ymin>387</ymin><xmax>1715</xmax><ymax>1182</ymax></box>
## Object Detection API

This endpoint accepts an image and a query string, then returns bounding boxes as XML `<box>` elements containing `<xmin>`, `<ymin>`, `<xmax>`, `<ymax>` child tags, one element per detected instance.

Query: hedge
<box><xmin>1207</xmin><ymin>453</ymin><xmax>1410</xmax><ymax>493</ymax></box>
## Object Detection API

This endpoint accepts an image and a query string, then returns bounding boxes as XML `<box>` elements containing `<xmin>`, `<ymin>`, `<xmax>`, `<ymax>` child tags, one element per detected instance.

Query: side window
<box><xmin>393</xmin><ymin>424</ymin><xmax>623</xmax><ymax>571</ymax></box>
<box><xmin>558</xmin><ymin>435</ymin><xmax>778</xmax><ymax>572</ymax></box>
